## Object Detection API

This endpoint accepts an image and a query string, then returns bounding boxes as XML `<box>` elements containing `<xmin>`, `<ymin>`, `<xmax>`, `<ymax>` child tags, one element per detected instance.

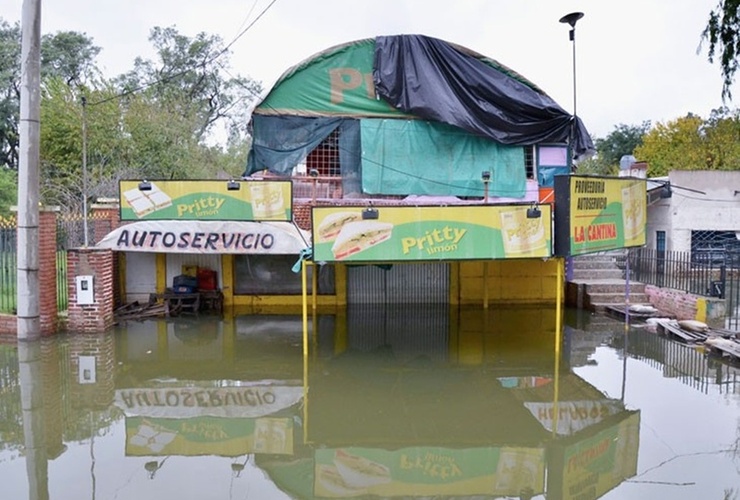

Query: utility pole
<box><xmin>17</xmin><ymin>0</ymin><xmax>42</xmax><ymax>341</ymax></box>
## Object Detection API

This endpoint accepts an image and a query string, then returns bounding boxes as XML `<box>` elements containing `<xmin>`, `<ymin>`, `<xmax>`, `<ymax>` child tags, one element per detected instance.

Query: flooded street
<box><xmin>0</xmin><ymin>306</ymin><xmax>738</xmax><ymax>500</ymax></box>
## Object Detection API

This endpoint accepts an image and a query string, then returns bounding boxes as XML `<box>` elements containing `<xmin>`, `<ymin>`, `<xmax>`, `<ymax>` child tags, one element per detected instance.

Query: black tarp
<box><xmin>373</xmin><ymin>35</ymin><xmax>594</xmax><ymax>160</ymax></box>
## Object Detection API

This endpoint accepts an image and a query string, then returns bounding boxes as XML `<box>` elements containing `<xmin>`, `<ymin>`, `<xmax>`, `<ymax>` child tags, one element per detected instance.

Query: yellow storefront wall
<box><xmin>457</xmin><ymin>259</ymin><xmax>562</xmax><ymax>305</ymax></box>
<box><xmin>152</xmin><ymin>255</ymin><xmax>560</xmax><ymax>312</ymax></box>
<box><xmin>222</xmin><ymin>256</ymin><xmax>347</xmax><ymax>313</ymax></box>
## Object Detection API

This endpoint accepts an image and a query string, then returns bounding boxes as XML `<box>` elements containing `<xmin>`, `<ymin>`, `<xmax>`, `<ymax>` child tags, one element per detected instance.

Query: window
<box><xmin>233</xmin><ymin>255</ymin><xmax>335</xmax><ymax>295</ymax></box>
<box><xmin>306</xmin><ymin>129</ymin><xmax>341</xmax><ymax>177</ymax></box>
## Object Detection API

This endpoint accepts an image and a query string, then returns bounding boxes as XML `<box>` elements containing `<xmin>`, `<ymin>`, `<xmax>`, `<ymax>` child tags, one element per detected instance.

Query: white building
<box><xmin>647</xmin><ymin>170</ymin><xmax>740</xmax><ymax>255</ymax></box>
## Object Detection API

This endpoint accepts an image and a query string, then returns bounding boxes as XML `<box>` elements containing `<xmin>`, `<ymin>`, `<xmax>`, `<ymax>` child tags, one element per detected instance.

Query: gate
<box><xmin>0</xmin><ymin>217</ymin><xmax>16</xmax><ymax>313</ymax></box>
<box><xmin>346</xmin><ymin>262</ymin><xmax>450</xmax><ymax>304</ymax></box>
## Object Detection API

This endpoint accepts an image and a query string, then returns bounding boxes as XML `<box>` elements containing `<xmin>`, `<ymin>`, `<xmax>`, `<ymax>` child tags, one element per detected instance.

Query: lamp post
<box><xmin>560</xmin><ymin>12</ymin><xmax>583</xmax><ymax>284</ymax></box>
<box><xmin>81</xmin><ymin>95</ymin><xmax>89</xmax><ymax>247</ymax></box>
<box><xmin>559</xmin><ymin>12</ymin><xmax>584</xmax><ymax>118</ymax></box>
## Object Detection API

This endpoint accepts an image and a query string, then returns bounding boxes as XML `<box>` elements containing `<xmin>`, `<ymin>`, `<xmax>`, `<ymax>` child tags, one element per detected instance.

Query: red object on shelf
<box><xmin>197</xmin><ymin>269</ymin><xmax>217</xmax><ymax>291</ymax></box>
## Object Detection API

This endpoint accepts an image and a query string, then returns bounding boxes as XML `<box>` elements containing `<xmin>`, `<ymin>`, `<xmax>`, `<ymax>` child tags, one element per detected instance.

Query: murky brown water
<box><xmin>0</xmin><ymin>306</ymin><xmax>738</xmax><ymax>499</ymax></box>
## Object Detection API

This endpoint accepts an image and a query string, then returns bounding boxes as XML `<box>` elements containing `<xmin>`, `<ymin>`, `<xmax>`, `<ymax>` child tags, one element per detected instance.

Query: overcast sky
<box><xmin>1</xmin><ymin>0</ymin><xmax>729</xmax><ymax>138</ymax></box>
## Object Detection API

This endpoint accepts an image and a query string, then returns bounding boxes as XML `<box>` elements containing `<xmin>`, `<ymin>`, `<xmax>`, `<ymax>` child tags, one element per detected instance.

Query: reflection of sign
<box><xmin>97</xmin><ymin>220</ymin><xmax>310</xmax><ymax>254</ymax></box>
<box><xmin>312</xmin><ymin>205</ymin><xmax>552</xmax><ymax>262</ymax></box>
<box><xmin>125</xmin><ymin>416</ymin><xmax>294</xmax><ymax>456</ymax></box>
<box><xmin>524</xmin><ymin>400</ymin><xmax>624</xmax><ymax>436</ymax></box>
<box><xmin>119</xmin><ymin>180</ymin><xmax>292</xmax><ymax>221</ymax></box>
<box><xmin>114</xmin><ymin>384</ymin><xmax>303</xmax><ymax>418</ymax></box>
<box><xmin>548</xmin><ymin>411</ymin><xmax>640</xmax><ymax>500</ymax></box>
<box><xmin>554</xmin><ymin>176</ymin><xmax>646</xmax><ymax>256</ymax></box>
<box><xmin>314</xmin><ymin>446</ymin><xmax>545</xmax><ymax>497</ymax></box>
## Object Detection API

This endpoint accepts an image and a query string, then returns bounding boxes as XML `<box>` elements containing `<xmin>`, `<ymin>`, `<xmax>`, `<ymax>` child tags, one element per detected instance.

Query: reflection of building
<box><xmin>253</xmin><ymin>307</ymin><xmax>640</xmax><ymax>500</ymax></box>
<box><xmin>113</xmin><ymin>316</ymin><xmax>317</xmax><ymax>460</ymax></box>
<box><xmin>628</xmin><ymin>328</ymin><xmax>740</xmax><ymax>393</ymax></box>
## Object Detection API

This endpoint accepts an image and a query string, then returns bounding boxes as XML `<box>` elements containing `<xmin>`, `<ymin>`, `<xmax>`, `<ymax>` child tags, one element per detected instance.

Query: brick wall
<box><xmin>67</xmin><ymin>249</ymin><xmax>115</xmax><ymax>333</ymax></box>
<box><xmin>645</xmin><ymin>285</ymin><xmax>698</xmax><ymax>320</ymax></box>
<box><xmin>69</xmin><ymin>332</ymin><xmax>116</xmax><ymax>410</ymax></box>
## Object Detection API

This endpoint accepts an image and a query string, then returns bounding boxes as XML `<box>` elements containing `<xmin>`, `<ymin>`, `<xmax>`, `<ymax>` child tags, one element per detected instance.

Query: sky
<box><xmin>0</xmin><ymin>0</ymin><xmax>729</xmax><ymax>139</ymax></box>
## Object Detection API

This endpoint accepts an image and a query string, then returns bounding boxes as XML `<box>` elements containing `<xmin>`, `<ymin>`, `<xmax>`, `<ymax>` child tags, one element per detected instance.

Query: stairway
<box><xmin>566</xmin><ymin>251</ymin><xmax>650</xmax><ymax>312</ymax></box>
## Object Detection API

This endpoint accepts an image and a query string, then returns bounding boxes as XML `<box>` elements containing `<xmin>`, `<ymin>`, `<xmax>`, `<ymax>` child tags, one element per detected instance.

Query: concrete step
<box><xmin>583</xmin><ymin>282</ymin><xmax>646</xmax><ymax>294</ymax></box>
<box><xmin>572</xmin><ymin>268</ymin><xmax>624</xmax><ymax>280</ymax></box>
<box><xmin>589</xmin><ymin>293</ymin><xmax>650</xmax><ymax>311</ymax></box>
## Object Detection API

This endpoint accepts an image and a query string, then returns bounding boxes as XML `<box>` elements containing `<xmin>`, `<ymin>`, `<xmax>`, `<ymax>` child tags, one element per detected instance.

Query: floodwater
<box><xmin>0</xmin><ymin>305</ymin><xmax>738</xmax><ymax>500</ymax></box>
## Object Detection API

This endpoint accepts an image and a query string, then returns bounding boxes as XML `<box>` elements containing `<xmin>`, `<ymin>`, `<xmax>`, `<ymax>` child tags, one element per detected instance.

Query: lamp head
<box><xmin>309</xmin><ymin>169</ymin><xmax>319</xmax><ymax>178</ymax></box>
<box><xmin>138</xmin><ymin>180</ymin><xmax>152</xmax><ymax>191</ymax></box>
<box><xmin>559</xmin><ymin>12</ymin><xmax>584</xmax><ymax>28</ymax></box>
<box><xmin>481</xmin><ymin>171</ymin><xmax>491</xmax><ymax>182</ymax></box>
<box><xmin>526</xmin><ymin>204</ymin><xmax>542</xmax><ymax>219</ymax></box>
<box><xmin>362</xmin><ymin>207</ymin><xmax>379</xmax><ymax>220</ymax></box>
<box><xmin>226</xmin><ymin>179</ymin><xmax>240</xmax><ymax>191</ymax></box>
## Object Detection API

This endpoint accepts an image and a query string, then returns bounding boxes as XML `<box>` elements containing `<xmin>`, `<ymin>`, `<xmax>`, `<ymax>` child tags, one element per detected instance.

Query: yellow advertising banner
<box><xmin>125</xmin><ymin>416</ymin><xmax>294</xmax><ymax>456</ymax></box>
<box><xmin>119</xmin><ymin>180</ymin><xmax>292</xmax><ymax>221</ymax></box>
<box><xmin>554</xmin><ymin>176</ymin><xmax>646</xmax><ymax>256</ymax></box>
<box><xmin>312</xmin><ymin>205</ymin><xmax>552</xmax><ymax>262</ymax></box>
<box><xmin>314</xmin><ymin>446</ymin><xmax>545</xmax><ymax>497</ymax></box>
<box><xmin>549</xmin><ymin>411</ymin><xmax>640</xmax><ymax>500</ymax></box>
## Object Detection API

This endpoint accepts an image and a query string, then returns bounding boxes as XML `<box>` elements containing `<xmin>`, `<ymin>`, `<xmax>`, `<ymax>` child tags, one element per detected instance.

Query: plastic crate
<box><xmin>197</xmin><ymin>269</ymin><xmax>217</xmax><ymax>291</ymax></box>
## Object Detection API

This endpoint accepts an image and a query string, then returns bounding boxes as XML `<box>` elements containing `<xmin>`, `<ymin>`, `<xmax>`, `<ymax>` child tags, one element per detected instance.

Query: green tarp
<box><xmin>361</xmin><ymin>119</ymin><xmax>526</xmax><ymax>198</ymax></box>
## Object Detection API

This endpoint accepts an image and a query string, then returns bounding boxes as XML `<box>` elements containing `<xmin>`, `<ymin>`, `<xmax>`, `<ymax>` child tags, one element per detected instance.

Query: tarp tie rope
<box><xmin>292</xmin><ymin>247</ymin><xmax>313</xmax><ymax>273</ymax></box>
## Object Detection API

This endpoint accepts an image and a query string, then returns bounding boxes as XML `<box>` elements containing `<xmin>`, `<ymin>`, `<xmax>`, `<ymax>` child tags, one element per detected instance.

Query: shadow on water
<box><xmin>0</xmin><ymin>305</ymin><xmax>739</xmax><ymax>499</ymax></box>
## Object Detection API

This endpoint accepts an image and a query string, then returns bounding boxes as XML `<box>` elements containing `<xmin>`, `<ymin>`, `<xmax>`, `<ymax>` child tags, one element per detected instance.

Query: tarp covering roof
<box><xmin>373</xmin><ymin>35</ymin><xmax>594</xmax><ymax>159</ymax></box>
<box><xmin>250</xmin><ymin>34</ymin><xmax>593</xmax><ymax>159</ymax></box>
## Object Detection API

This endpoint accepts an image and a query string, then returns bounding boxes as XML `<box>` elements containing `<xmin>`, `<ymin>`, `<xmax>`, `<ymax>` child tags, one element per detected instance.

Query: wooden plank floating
<box><xmin>651</xmin><ymin>318</ymin><xmax>740</xmax><ymax>362</ymax></box>
<box><xmin>705</xmin><ymin>337</ymin><xmax>740</xmax><ymax>362</ymax></box>
<box><xmin>656</xmin><ymin>320</ymin><xmax>708</xmax><ymax>343</ymax></box>
<box><xmin>605</xmin><ymin>304</ymin><xmax>670</xmax><ymax>322</ymax></box>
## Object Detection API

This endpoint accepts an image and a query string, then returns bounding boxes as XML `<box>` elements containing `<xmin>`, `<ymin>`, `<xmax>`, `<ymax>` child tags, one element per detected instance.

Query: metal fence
<box><xmin>0</xmin><ymin>218</ymin><xmax>16</xmax><ymax>314</ymax></box>
<box><xmin>0</xmin><ymin>215</ymin><xmax>80</xmax><ymax>314</ymax></box>
<box><xmin>628</xmin><ymin>248</ymin><xmax>727</xmax><ymax>296</ymax></box>
<box><xmin>628</xmin><ymin>247</ymin><xmax>740</xmax><ymax>330</ymax></box>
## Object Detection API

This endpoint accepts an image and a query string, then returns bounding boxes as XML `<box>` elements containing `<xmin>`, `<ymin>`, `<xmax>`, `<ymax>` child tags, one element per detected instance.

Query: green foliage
<box><xmin>0</xmin><ymin>20</ymin><xmax>20</xmax><ymax>170</ymax></box>
<box><xmin>115</xmin><ymin>25</ymin><xmax>261</xmax><ymax>144</ymax></box>
<box><xmin>576</xmin><ymin>122</ymin><xmax>649</xmax><ymax>175</ymax></box>
<box><xmin>702</xmin><ymin>0</ymin><xmax>740</xmax><ymax>100</ymax></box>
<box><xmin>0</xmin><ymin>18</ymin><xmax>262</xmax><ymax>213</ymax></box>
<box><xmin>634</xmin><ymin>109</ymin><xmax>740</xmax><ymax>176</ymax></box>
<box><xmin>0</xmin><ymin>166</ymin><xmax>16</xmax><ymax>215</ymax></box>
<box><xmin>41</xmin><ymin>30</ymin><xmax>101</xmax><ymax>85</ymax></box>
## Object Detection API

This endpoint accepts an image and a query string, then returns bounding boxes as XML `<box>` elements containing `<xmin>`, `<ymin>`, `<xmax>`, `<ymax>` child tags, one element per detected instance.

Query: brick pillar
<box><xmin>69</xmin><ymin>332</ymin><xmax>116</xmax><ymax>410</ymax></box>
<box><xmin>39</xmin><ymin>209</ymin><xmax>59</xmax><ymax>335</ymax></box>
<box><xmin>67</xmin><ymin>249</ymin><xmax>115</xmax><ymax>333</ymax></box>
<box><xmin>91</xmin><ymin>201</ymin><xmax>122</xmax><ymax>307</ymax></box>
<box><xmin>90</xmin><ymin>200</ymin><xmax>120</xmax><ymax>245</ymax></box>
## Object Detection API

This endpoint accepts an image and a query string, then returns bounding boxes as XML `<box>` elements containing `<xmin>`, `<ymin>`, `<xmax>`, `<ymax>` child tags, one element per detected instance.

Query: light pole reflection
<box><xmin>18</xmin><ymin>341</ymin><xmax>48</xmax><ymax>500</ymax></box>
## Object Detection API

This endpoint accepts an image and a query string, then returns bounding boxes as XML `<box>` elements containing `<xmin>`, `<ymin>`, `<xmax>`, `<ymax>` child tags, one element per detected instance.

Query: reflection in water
<box><xmin>0</xmin><ymin>306</ymin><xmax>738</xmax><ymax>499</ymax></box>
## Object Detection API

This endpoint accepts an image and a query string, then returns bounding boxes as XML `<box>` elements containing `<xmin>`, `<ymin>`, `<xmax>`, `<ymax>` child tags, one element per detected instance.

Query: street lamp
<box><xmin>81</xmin><ymin>95</ymin><xmax>89</xmax><ymax>247</ymax></box>
<box><xmin>559</xmin><ymin>12</ymin><xmax>584</xmax><ymax>118</ymax></box>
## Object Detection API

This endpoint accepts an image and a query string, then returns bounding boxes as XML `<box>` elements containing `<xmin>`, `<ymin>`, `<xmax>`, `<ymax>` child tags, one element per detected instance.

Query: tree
<box><xmin>0</xmin><ymin>20</ymin><xmax>20</xmax><ymax>170</ymax></box>
<box><xmin>576</xmin><ymin>122</ymin><xmax>650</xmax><ymax>175</ymax></box>
<box><xmin>703</xmin><ymin>0</ymin><xmax>740</xmax><ymax>100</ymax></box>
<box><xmin>41</xmin><ymin>30</ymin><xmax>101</xmax><ymax>85</ymax></box>
<box><xmin>0</xmin><ymin>18</ymin><xmax>101</xmax><ymax>170</ymax></box>
<box><xmin>633</xmin><ymin>111</ymin><xmax>740</xmax><ymax>176</ymax></box>
<box><xmin>115</xmin><ymin>26</ymin><xmax>261</xmax><ymax>145</ymax></box>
